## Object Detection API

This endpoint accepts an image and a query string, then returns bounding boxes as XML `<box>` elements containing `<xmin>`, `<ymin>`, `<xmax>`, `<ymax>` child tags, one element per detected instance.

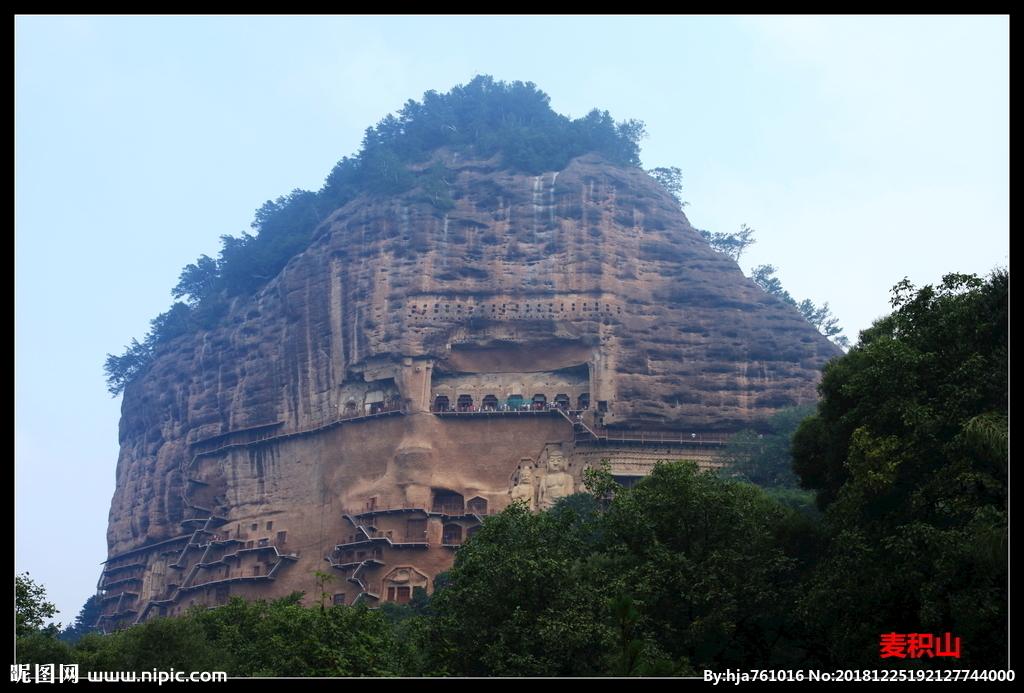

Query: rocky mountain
<box><xmin>99</xmin><ymin>147</ymin><xmax>840</xmax><ymax>628</ymax></box>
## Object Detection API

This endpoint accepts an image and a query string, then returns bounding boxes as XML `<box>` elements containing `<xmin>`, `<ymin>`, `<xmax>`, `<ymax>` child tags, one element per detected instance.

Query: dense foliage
<box><xmin>421</xmin><ymin>500</ymin><xmax>615</xmax><ymax>676</ymax></box>
<box><xmin>15</xmin><ymin>573</ymin><xmax>75</xmax><ymax>671</ymax></box>
<box><xmin>59</xmin><ymin>595</ymin><xmax>103</xmax><ymax>644</ymax></box>
<box><xmin>16</xmin><ymin>573</ymin><xmax>60</xmax><ymax>638</ymax></box>
<box><xmin>18</xmin><ymin>592</ymin><xmax>396</xmax><ymax>677</ymax></box>
<box><xmin>717</xmin><ymin>404</ymin><xmax>817</xmax><ymax>489</ymax></box>
<box><xmin>793</xmin><ymin>270</ymin><xmax>1008</xmax><ymax>667</ymax></box>
<box><xmin>793</xmin><ymin>270</ymin><xmax>1007</xmax><ymax>511</ymax></box>
<box><xmin>411</xmin><ymin>464</ymin><xmax>818</xmax><ymax>676</ymax></box>
<box><xmin>104</xmin><ymin>76</ymin><xmax>647</xmax><ymax>395</ymax></box>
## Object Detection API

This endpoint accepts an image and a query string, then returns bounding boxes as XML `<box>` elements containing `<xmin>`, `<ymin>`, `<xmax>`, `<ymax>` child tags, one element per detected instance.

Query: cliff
<box><xmin>100</xmin><ymin>150</ymin><xmax>839</xmax><ymax>624</ymax></box>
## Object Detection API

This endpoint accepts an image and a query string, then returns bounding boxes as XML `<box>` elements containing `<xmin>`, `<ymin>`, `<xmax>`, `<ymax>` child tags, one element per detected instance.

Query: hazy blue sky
<box><xmin>15</xmin><ymin>15</ymin><xmax>1007</xmax><ymax>623</ymax></box>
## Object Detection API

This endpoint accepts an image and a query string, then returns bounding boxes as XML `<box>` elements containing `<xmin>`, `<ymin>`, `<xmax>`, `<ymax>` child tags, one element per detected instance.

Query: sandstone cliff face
<box><xmin>102</xmin><ymin>152</ymin><xmax>839</xmax><ymax>620</ymax></box>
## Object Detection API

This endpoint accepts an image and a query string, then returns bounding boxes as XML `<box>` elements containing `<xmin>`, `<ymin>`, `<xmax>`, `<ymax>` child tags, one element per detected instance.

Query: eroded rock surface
<box><xmin>100</xmin><ymin>153</ymin><xmax>839</xmax><ymax>626</ymax></box>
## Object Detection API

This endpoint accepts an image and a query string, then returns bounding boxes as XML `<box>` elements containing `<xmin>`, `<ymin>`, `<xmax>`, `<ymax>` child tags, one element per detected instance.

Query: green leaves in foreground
<box><xmin>424</xmin><ymin>502</ymin><xmax>613</xmax><ymax>676</ymax></box>
<box><xmin>423</xmin><ymin>462</ymin><xmax>812</xmax><ymax>675</ymax></box>
<box><xmin>793</xmin><ymin>270</ymin><xmax>1007</xmax><ymax>668</ymax></box>
<box><xmin>35</xmin><ymin>594</ymin><xmax>396</xmax><ymax>677</ymax></box>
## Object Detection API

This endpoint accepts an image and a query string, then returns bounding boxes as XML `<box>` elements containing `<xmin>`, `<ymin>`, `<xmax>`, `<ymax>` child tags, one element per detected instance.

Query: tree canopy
<box><xmin>792</xmin><ymin>270</ymin><xmax>1006</xmax><ymax>511</ymax></box>
<box><xmin>418</xmin><ymin>461</ymin><xmax>817</xmax><ymax>675</ymax></box>
<box><xmin>698</xmin><ymin>224</ymin><xmax>756</xmax><ymax>262</ymax></box>
<box><xmin>60</xmin><ymin>595</ymin><xmax>103</xmax><ymax>644</ymax></box>
<box><xmin>646</xmin><ymin>166</ymin><xmax>687</xmax><ymax>207</ymax></box>
<box><xmin>16</xmin><ymin>573</ymin><xmax>60</xmax><ymax>638</ymax></box>
<box><xmin>421</xmin><ymin>501</ymin><xmax>614</xmax><ymax>676</ymax></box>
<box><xmin>792</xmin><ymin>269</ymin><xmax>1008</xmax><ymax>667</ymax></box>
<box><xmin>718</xmin><ymin>404</ymin><xmax>817</xmax><ymax>488</ymax></box>
<box><xmin>20</xmin><ymin>591</ymin><xmax>397</xmax><ymax>677</ymax></box>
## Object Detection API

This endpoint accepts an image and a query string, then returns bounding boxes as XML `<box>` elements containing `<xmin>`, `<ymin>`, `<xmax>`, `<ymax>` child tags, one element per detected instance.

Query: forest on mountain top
<box><xmin>190</xmin><ymin>76</ymin><xmax>647</xmax><ymax>306</ymax></box>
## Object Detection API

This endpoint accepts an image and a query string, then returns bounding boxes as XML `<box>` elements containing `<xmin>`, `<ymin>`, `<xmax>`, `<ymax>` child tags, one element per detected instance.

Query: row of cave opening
<box><xmin>431</xmin><ymin>392</ymin><xmax>589</xmax><ymax>413</ymax></box>
<box><xmin>408</xmin><ymin>301</ymin><xmax>621</xmax><ymax>318</ymax></box>
<box><xmin>363</xmin><ymin>493</ymin><xmax>488</xmax><ymax>515</ymax></box>
<box><xmin>342</xmin><ymin>395</ymin><xmax>403</xmax><ymax>417</ymax></box>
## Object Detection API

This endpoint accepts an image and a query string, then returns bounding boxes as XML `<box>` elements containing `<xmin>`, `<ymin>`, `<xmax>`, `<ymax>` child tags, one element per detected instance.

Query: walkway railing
<box><xmin>342</xmin><ymin>503</ymin><xmax>498</xmax><ymax>517</ymax></box>
<box><xmin>587</xmin><ymin>428</ymin><xmax>728</xmax><ymax>444</ymax></box>
<box><xmin>190</xmin><ymin>404</ymin><xmax>407</xmax><ymax>458</ymax></box>
<box><xmin>431</xmin><ymin>401</ymin><xmax>581</xmax><ymax>414</ymax></box>
<box><xmin>343</xmin><ymin>503</ymin><xmax>427</xmax><ymax>516</ymax></box>
<box><xmin>554</xmin><ymin>408</ymin><xmax>728</xmax><ymax>445</ymax></box>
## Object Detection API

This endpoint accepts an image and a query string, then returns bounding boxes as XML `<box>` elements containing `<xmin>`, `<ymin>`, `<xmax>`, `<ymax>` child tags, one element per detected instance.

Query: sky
<box><xmin>15</xmin><ymin>15</ymin><xmax>1008</xmax><ymax>626</ymax></box>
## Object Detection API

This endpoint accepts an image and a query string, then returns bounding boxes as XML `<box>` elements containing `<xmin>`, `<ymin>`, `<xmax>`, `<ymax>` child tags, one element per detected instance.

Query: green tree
<box><xmin>148</xmin><ymin>302</ymin><xmax>193</xmax><ymax>343</ymax></box>
<box><xmin>796</xmin><ymin>299</ymin><xmax>846</xmax><ymax>347</ymax></box>
<box><xmin>103</xmin><ymin>338</ymin><xmax>153</xmax><ymax>396</ymax></box>
<box><xmin>172</xmin><ymin>254</ymin><xmax>219</xmax><ymax>305</ymax></box>
<box><xmin>606</xmin><ymin>594</ymin><xmax>690</xmax><ymax>676</ymax></box>
<box><xmin>750</xmin><ymin>264</ymin><xmax>795</xmax><ymax>304</ymax></box>
<box><xmin>60</xmin><ymin>595</ymin><xmax>103</xmax><ymax>644</ymax></box>
<box><xmin>419</xmin><ymin>463</ymin><xmax>827</xmax><ymax>674</ymax></box>
<box><xmin>614</xmin><ymin>118</ymin><xmax>648</xmax><ymax>166</ymax></box>
<box><xmin>792</xmin><ymin>270</ymin><xmax>1007</xmax><ymax>668</ymax></box>
<box><xmin>718</xmin><ymin>405</ymin><xmax>816</xmax><ymax>488</ymax></box>
<box><xmin>646</xmin><ymin>166</ymin><xmax>687</xmax><ymax>207</ymax></box>
<box><xmin>422</xmin><ymin>502</ymin><xmax>614</xmax><ymax>676</ymax></box>
<box><xmin>698</xmin><ymin>224</ymin><xmax>756</xmax><ymax>262</ymax></box>
<box><xmin>191</xmin><ymin>594</ymin><xmax>396</xmax><ymax>676</ymax></box>
<box><xmin>598</xmin><ymin>462</ymin><xmax>803</xmax><ymax>670</ymax></box>
<box><xmin>15</xmin><ymin>573</ymin><xmax>73</xmax><ymax>667</ymax></box>
<box><xmin>793</xmin><ymin>270</ymin><xmax>1006</xmax><ymax>511</ymax></box>
<box><xmin>69</xmin><ymin>592</ymin><xmax>397</xmax><ymax>677</ymax></box>
<box><xmin>16</xmin><ymin>573</ymin><xmax>59</xmax><ymax>637</ymax></box>
<box><xmin>76</xmin><ymin>613</ymin><xmax>231</xmax><ymax>675</ymax></box>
